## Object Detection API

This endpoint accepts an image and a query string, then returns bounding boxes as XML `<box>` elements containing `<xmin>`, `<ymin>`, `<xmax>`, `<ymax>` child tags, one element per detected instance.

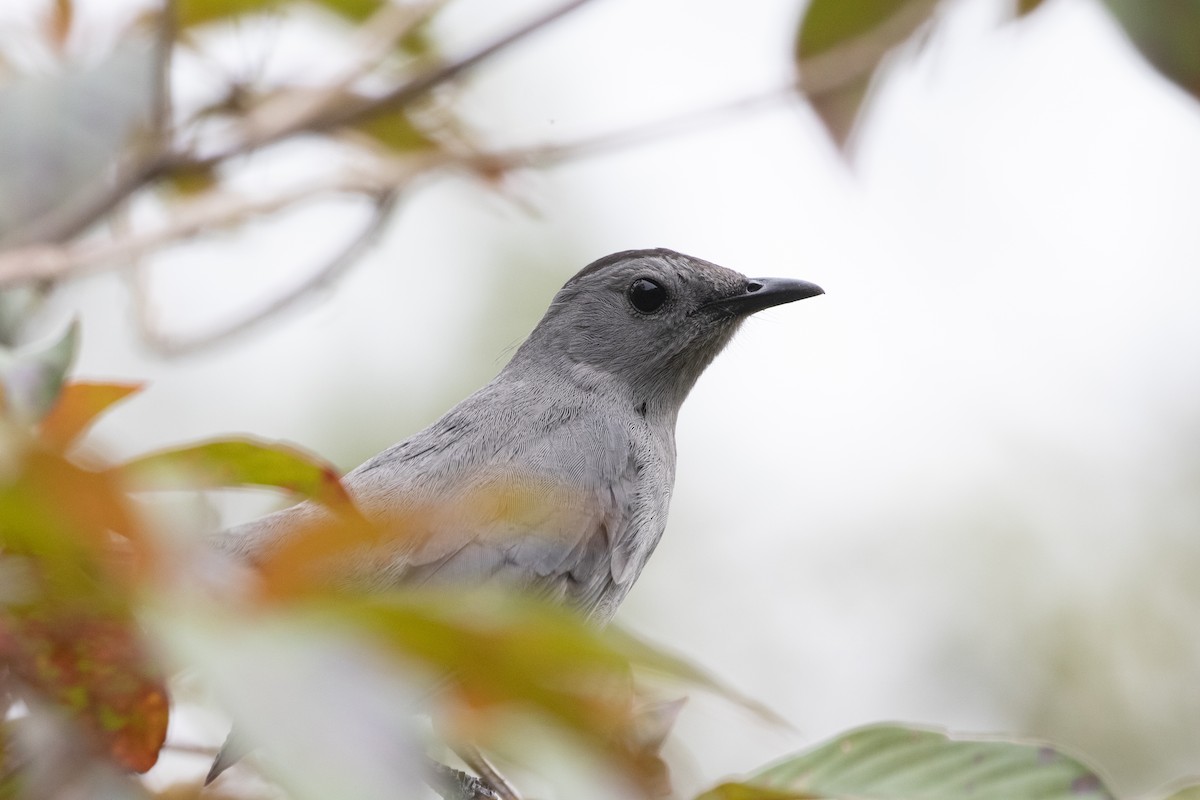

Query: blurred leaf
<box><xmin>0</xmin><ymin>612</ymin><xmax>168</xmax><ymax>773</ymax></box>
<box><xmin>289</xmin><ymin>589</ymin><xmax>783</xmax><ymax>796</ymax></box>
<box><xmin>0</xmin><ymin>446</ymin><xmax>151</xmax><ymax>591</ymax></box>
<box><xmin>350</xmin><ymin>106</ymin><xmax>437</xmax><ymax>152</ymax></box>
<box><xmin>696</xmin><ymin>724</ymin><xmax>1116</xmax><ymax>800</ymax></box>
<box><xmin>397</xmin><ymin>22</ymin><xmax>436</xmax><ymax>58</ymax></box>
<box><xmin>252</xmin><ymin>475</ymin><xmax>587</xmax><ymax>599</ymax></box>
<box><xmin>603</xmin><ymin>624</ymin><xmax>789</xmax><ymax>729</ymax></box>
<box><xmin>254</xmin><ymin>513</ymin><xmax>387</xmax><ymax>600</ymax></box>
<box><xmin>794</xmin><ymin>0</ymin><xmax>938</xmax><ymax>149</ymax></box>
<box><xmin>0</xmin><ymin>43</ymin><xmax>155</xmax><ymax>246</ymax></box>
<box><xmin>159</xmin><ymin>611</ymin><xmax>425</xmax><ymax>799</ymax></box>
<box><xmin>38</xmin><ymin>381</ymin><xmax>143</xmax><ymax>452</ymax></box>
<box><xmin>627</xmin><ymin>697</ymin><xmax>687</xmax><ymax>798</ymax></box>
<box><xmin>160</xmin><ymin>163</ymin><xmax>219</xmax><ymax>197</ymax></box>
<box><xmin>176</xmin><ymin>0</ymin><xmax>280</xmax><ymax>27</ymax></box>
<box><xmin>1102</xmin><ymin>1</ymin><xmax>1200</xmax><ymax>101</ymax></box>
<box><xmin>179</xmin><ymin>0</ymin><xmax>383</xmax><ymax>27</ymax></box>
<box><xmin>120</xmin><ymin>437</ymin><xmax>356</xmax><ymax>510</ymax></box>
<box><xmin>0</xmin><ymin>321</ymin><xmax>77</xmax><ymax>426</ymax></box>
<box><xmin>697</xmin><ymin>785</ymin><xmax>812</xmax><ymax>800</ymax></box>
<box><xmin>320</xmin><ymin>590</ymin><xmax>710</xmax><ymax>792</ymax></box>
<box><xmin>0</xmin><ymin>430</ymin><xmax>165</xmax><ymax>774</ymax></box>
<box><xmin>43</xmin><ymin>0</ymin><xmax>74</xmax><ymax>51</ymax></box>
<box><xmin>1162</xmin><ymin>786</ymin><xmax>1200</xmax><ymax>800</ymax></box>
<box><xmin>0</xmin><ymin>288</ymin><xmax>45</xmax><ymax>348</ymax></box>
<box><xmin>1016</xmin><ymin>0</ymin><xmax>1048</xmax><ymax>15</ymax></box>
<box><xmin>315</xmin><ymin>0</ymin><xmax>384</xmax><ymax>23</ymax></box>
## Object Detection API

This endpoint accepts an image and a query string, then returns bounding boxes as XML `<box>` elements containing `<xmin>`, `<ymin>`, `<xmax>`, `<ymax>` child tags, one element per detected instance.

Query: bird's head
<box><xmin>513</xmin><ymin>248</ymin><xmax>824</xmax><ymax>414</ymax></box>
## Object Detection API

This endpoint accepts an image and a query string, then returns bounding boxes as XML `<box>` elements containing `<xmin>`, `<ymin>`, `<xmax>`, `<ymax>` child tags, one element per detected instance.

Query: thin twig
<box><xmin>336</xmin><ymin>0</ymin><xmax>599</xmax><ymax>129</ymax></box>
<box><xmin>231</xmin><ymin>1</ymin><xmax>446</xmax><ymax>151</ymax></box>
<box><xmin>493</xmin><ymin>83</ymin><xmax>802</xmax><ymax>168</ymax></box>
<box><xmin>186</xmin><ymin>0</ymin><xmax>601</xmax><ymax>168</ymax></box>
<box><xmin>151</xmin><ymin>0</ymin><xmax>176</xmax><ymax>137</ymax></box>
<box><xmin>0</xmin><ymin>83</ymin><xmax>801</xmax><ymax>290</ymax></box>
<box><xmin>135</xmin><ymin>189</ymin><xmax>400</xmax><ymax>356</ymax></box>
<box><xmin>4</xmin><ymin>0</ymin><xmax>595</xmax><ymax>254</ymax></box>
<box><xmin>0</xmin><ymin>154</ymin><xmax>440</xmax><ymax>287</ymax></box>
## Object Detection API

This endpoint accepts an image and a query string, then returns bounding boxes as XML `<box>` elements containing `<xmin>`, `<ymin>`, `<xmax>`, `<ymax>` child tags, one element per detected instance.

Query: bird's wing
<box><xmin>217</xmin><ymin>408</ymin><xmax>661</xmax><ymax>619</ymax></box>
<box><xmin>342</xmin><ymin>414</ymin><xmax>654</xmax><ymax>618</ymax></box>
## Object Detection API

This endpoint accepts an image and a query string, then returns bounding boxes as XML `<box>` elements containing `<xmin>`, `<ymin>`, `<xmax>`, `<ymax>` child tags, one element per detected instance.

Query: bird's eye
<box><xmin>628</xmin><ymin>278</ymin><xmax>667</xmax><ymax>313</ymax></box>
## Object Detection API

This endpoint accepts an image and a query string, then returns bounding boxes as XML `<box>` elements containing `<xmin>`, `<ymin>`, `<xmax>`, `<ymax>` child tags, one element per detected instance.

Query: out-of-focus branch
<box><xmin>0</xmin><ymin>82</ymin><xmax>805</xmax><ymax>292</ymax></box>
<box><xmin>132</xmin><ymin>188</ymin><xmax>401</xmax><ymax>356</ymax></box>
<box><xmin>0</xmin><ymin>0</ymin><xmax>917</xmax><ymax>357</ymax></box>
<box><xmin>181</xmin><ymin>0</ymin><xmax>600</xmax><ymax>170</ymax></box>
<box><xmin>227</xmin><ymin>0</ymin><xmax>449</xmax><ymax>154</ymax></box>
<box><xmin>0</xmin><ymin>0</ymin><xmax>595</xmax><ymax>256</ymax></box>
<box><xmin>0</xmin><ymin>155</ymin><xmax>438</xmax><ymax>288</ymax></box>
<box><xmin>151</xmin><ymin>0</ymin><xmax>176</xmax><ymax>137</ymax></box>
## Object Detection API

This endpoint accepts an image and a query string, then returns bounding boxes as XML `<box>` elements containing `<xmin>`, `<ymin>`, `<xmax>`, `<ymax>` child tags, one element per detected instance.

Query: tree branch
<box><xmin>133</xmin><ymin>189</ymin><xmax>400</xmax><ymax>356</ymax></box>
<box><xmin>183</xmin><ymin>0</ymin><xmax>601</xmax><ymax>170</ymax></box>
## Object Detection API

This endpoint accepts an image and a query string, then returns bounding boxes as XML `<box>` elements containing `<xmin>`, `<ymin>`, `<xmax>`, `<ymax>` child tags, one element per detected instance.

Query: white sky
<box><xmin>7</xmin><ymin>0</ymin><xmax>1200</xmax><ymax>794</ymax></box>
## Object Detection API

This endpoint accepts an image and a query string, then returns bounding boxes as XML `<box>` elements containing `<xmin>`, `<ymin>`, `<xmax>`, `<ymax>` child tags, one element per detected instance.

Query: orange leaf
<box><xmin>44</xmin><ymin>0</ymin><xmax>73</xmax><ymax>51</ymax></box>
<box><xmin>120</xmin><ymin>437</ymin><xmax>355</xmax><ymax>509</ymax></box>
<box><xmin>0</xmin><ymin>611</ymin><xmax>169</xmax><ymax>773</ymax></box>
<box><xmin>1</xmin><ymin>446</ymin><xmax>153</xmax><ymax>587</ymax></box>
<box><xmin>38</xmin><ymin>381</ymin><xmax>143</xmax><ymax>452</ymax></box>
<box><xmin>254</xmin><ymin>512</ymin><xmax>390</xmax><ymax>601</ymax></box>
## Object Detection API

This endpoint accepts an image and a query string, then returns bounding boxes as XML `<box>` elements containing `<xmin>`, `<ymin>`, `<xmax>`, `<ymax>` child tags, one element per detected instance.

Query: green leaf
<box><xmin>119</xmin><ymin>437</ymin><xmax>355</xmax><ymax>509</ymax></box>
<box><xmin>314</xmin><ymin>0</ymin><xmax>384</xmax><ymax>23</ymax></box>
<box><xmin>697</xmin><ymin>785</ymin><xmax>812</xmax><ymax>800</ymax></box>
<box><xmin>794</xmin><ymin>0</ymin><xmax>938</xmax><ymax>149</ymax></box>
<box><xmin>1102</xmin><ymin>0</ymin><xmax>1200</xmax><ymax>102</ymax></box>
<box><xmin>697</xmin><ymin>724</ymin><xmax>1116</xmax><ymax>800</ymax></box>
<box><xmin>350</xmin><ymin>106</ymin><xmax>437</xmax><ymax>152</ymax></box>
<box><xmin>314</xmin><ymin>590</ymin><xmax>743</xmax><ymax>794</ymax></box>
<box><xmin>0</xmin><ymin>321</ymin><xmax>78</xmax><ymax>426</ymax></box>
<box><xmin>0</xmin><ymin>611</ymin><xmax>169</xmax><ymax>773</ymax></box>
<box><xmin>1015</xmin><ymin>0</ymin><xmax>1048</xmax><ymax>16</ymax></box>
<box><xmin>178</xmin><ymin>0</ymin><xmax>383</xmax><ymax>27</ymax></box>
<box><xmin>1161</xmin><ymin>787</ymin><xmax>1200</xmax><ymax>800</ymax></box>
<box><xmin>38</xmin><ymin>381</ymin><xmax>143</xmax><ymax>452</ymax></box>
<box><xmin>176</xmin><ymin>0</ymin><xmax>280</xmax><ymax>28</ymax></box>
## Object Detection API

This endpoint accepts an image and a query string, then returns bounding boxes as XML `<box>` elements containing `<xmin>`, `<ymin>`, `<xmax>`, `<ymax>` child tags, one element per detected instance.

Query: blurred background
<box><xmin>2</xmin><ymin>0</ymin><xmax>1199</xmax><ymax>795</ymax></box>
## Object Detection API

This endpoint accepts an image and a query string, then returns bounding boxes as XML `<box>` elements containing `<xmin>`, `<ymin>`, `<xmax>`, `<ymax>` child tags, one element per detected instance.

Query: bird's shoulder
<box><xmin>346</xmin><ymin>372</ymin><xmax>653</xmax><ymax>497</ymax></box>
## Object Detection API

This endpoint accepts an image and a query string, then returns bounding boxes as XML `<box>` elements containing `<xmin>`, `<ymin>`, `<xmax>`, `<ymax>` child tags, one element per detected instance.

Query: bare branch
<box><xmin>0</xmin><ymin>154</ymin><xmax>440</xmax><ymax>288</ymax></box>
<box><xmin>497</xmin><ymin>84</ymin><xmax>802</xmax><ymax>168</ymax></box>
<box><xmin>134</xmin><ymin>189</ymin><xmax>399</xmax><ymax>356</ymax></box>
<box><xmin>1</xmin><ymin>0</ymin><xmax>594</xmax><ymax>256</ymax></box>
<box><xmin>0</xmin><ymin>81</ymin><xmax>802</xmax><ymax>292</ymax></box>
<box><xmin>228</xmin><ymin>2</ymin><xmax>447</xmax><ymax>152</ymax></box>
<box><xmin>190</xmin><ymin>0</ymin><xmax>601</xmax><ymax>167</ymax></box>
<box><xmin>4</xmin><ymin>151</ymin><xmax>170</xmax><ymax>250</ymax></box>
<box><xmin>151</xmin><ymin>0</ymin><xmax>176</xmax><ymax>137</ymax></box>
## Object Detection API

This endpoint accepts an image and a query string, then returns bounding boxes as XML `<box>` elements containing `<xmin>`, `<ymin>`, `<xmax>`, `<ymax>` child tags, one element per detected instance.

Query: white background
<box><xmin>6</xmin><ymin>0</ymin><xmax>1200</xmax><ymax>794</ymax></box>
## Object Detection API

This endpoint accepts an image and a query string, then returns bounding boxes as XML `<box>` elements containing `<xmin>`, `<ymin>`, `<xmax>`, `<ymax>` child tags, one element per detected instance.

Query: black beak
<box><xmin>704</xmin><ymin>277</ymin><xmax>824</xmax><ymax>316</ymax></box>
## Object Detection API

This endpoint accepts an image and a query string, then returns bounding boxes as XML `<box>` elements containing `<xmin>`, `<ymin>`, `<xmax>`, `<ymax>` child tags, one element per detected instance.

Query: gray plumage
<box><xmin>207</xmin><ymin>248</ymin><xmax>822</xmax><ymax>786</ymax></box>
<box><xmin>218</xmin><ymin>248</ymin><xmax>823</xmax><ymax>622</ymax></box>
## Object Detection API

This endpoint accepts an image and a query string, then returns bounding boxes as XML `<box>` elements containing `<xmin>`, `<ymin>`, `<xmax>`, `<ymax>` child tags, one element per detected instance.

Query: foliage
<box><xmin>0</xmin><ymin>305</ymin><xmax>1194</xmax><ymax>800</ymax></box>
<box><xmin>793</xmin><ymin>0</ymin><xmax>1200</xmax><ymax>150</ymax></box>
<box><xmin>1</xmin><ymin>0</ymin><xmax>1200</xmax><ymax>798</ymax></box>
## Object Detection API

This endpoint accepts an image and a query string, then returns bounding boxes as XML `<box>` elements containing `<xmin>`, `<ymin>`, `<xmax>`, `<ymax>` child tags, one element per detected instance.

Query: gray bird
<box><xmin>209</xmin><ymin>248</ymin><xmax>823</xmax><ymax>790</ymax></box>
